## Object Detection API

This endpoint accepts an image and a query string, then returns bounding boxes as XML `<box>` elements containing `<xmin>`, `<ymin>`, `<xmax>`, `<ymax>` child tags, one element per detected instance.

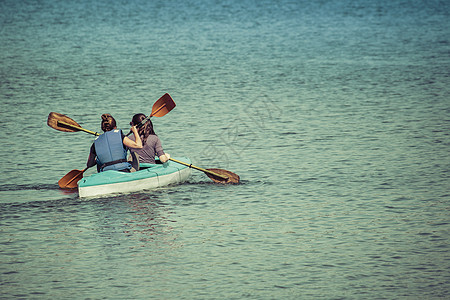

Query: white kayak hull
<box><xmin>78</xmin><ymin>157</ymin><xmax>192</xmax><ymax>198</ymax></box>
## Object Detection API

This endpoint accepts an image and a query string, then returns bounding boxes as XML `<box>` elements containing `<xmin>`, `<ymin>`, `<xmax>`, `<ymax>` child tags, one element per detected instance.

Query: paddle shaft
<box><xmin>57</xmin><ymin>121</ymin><xmax>99</xmax><ymax>136</ymax></box>
<box><xmin>169</xmin><ymin>158</ymin><xmax>229</xmax><ymax>181</ymax></box>
<box><xmin>58</xmin><ymin>119</ymin><xmax>145</xmax><ymax>138</ymax></box>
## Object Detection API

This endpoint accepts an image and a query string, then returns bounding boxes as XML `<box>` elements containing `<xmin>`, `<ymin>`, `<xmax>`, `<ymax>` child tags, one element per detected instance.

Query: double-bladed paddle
<box><xmin>48</xmin><ymin>93</ymin><xmax>239</xmax><ymax>187</ymax></box>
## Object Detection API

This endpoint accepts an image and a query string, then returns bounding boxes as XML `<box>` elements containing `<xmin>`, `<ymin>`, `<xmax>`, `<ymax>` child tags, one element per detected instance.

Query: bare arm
<box><xmin>123</xmin><ymin>126</ymin><xmax>142</xmax><ymax>149</ymax></box>
<box><xmin>154</xmin><ymin>137</ymin><xmax>170</xmax><ymax>163</ymax></box>
<box><xmin>86</xmin><ymin>144</ymin><xmax>97</xmax><ymax>168</ymax></box>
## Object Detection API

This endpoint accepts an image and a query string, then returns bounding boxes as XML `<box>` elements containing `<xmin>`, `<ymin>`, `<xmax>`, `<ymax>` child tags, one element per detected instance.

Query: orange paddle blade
<box><xmin>206</xmin><ymin>168</ymin><xmax>240</xmax><ymax>184</ymax></box>
<box><xmin>150</xmin><ymin>93</ymin><xmax>176</xmax><ymax>117</ymax></box>
<box><xmin>58</xmin><ymin>168</ymin><xmax>86</xmax><ymax>189</ymax></box>
<box><xmin>47</xmin><ymin>112</ymin><xmax>82</xmax><ymax>133</ymax></box>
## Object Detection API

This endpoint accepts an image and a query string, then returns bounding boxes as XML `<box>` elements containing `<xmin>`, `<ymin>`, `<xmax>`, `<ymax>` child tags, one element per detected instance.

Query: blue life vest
<box><xmin>94</xmin><ymin>130</ymin><xmax>131</xmax><ymax>172</ymax></box>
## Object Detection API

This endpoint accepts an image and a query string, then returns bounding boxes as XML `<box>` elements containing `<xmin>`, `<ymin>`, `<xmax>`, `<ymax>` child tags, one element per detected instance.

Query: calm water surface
<box><xmin>1</xmin><ymin>0</ymin><xmax>449</xmax><ymax>298</ymax></box>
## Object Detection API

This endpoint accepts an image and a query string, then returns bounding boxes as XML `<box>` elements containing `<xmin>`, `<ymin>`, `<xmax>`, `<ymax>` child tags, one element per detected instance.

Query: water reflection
<box><xmin>59</xmin><ymin>187</ymin><xmax>78</xmax><ymax>196</ymax></box>
<box><xmin>124</xmin><ymin>193</ymin><xmax>170</xmax><ymax>243</ymax></box>
<box><xmin>89</xmin><ymin>192</ymin><xmax>182</xmax><ymax>253</ymax></box>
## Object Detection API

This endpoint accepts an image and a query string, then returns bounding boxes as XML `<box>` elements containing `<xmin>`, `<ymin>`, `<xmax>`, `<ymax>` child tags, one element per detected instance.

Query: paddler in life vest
<box><xmin>128</xmin><ymin>113</ymin><xmax>170</xmax><ymax>167</ymax></box>
<box><xmin>86</xmin><ymin>113</ymin><xmax>142</xmax><ymax>172</ymax></box>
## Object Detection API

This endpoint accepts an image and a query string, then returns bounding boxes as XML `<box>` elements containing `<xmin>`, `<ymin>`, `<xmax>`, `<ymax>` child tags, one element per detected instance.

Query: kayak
<box><xmin>78</xmin><ymin>157</ymin><xmax>192</xmax><ymax>198</ymax></box>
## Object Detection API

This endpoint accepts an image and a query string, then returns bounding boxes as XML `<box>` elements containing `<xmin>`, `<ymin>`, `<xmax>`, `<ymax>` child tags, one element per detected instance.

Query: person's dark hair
<box><xmin>131</xmin><ymin>113</ymin><xmax>156</xmax><ymax>141</ymax></box>
<box><xmin>101</xmin><ymin>113</ymin><xmax>116</xmax><ymax>132</ymax></box>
